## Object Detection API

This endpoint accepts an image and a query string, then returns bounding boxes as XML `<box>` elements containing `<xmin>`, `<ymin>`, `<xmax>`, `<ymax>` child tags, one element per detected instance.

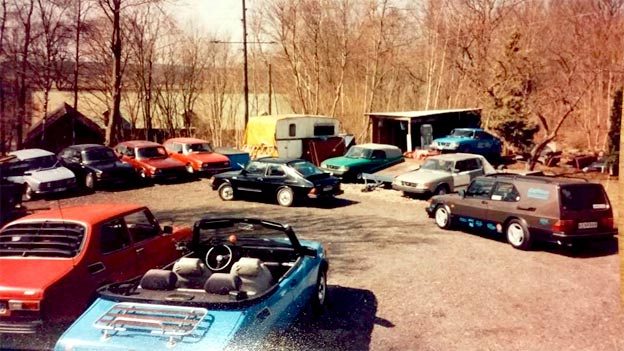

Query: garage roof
<box><xmin>366</xmin><ymin>108</ymin><xmax>481</xmax><ymax>121</ymax></box>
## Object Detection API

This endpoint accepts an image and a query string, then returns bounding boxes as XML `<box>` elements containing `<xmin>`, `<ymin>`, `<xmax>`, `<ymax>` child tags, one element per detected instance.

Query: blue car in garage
<box><xmin>54</xmin><ymin>217</ymin><xmax>328</xmax><ymax>351</ymax></box>
<box><xmin>432</xmin><ymin>128</ymin><xmax>502</xmax><ymax>160</ymax></box>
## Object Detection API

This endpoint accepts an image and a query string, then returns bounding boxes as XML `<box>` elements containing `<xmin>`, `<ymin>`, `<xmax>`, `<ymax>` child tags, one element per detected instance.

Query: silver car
<box><xmin>6</xmin><ymin>149</ymin><xmax>77</xmax><ymax>200</ymax></box>
<box><xmin>392</xmin><ymin>153</ymin><xmax>495</xmax><ymax>196</ymax></box>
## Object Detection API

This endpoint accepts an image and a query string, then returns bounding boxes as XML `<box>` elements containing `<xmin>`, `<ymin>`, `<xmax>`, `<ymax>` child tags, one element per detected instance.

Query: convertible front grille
<box><xmin>94</xmin><ymin>302</ymin><xmax>208</xmax><ymax>347</ymax></box>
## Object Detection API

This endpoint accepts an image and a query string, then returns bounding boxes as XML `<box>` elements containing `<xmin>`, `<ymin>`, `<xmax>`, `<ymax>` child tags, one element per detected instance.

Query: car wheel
<box><xmin>311</xmin><ymin>269</ymin><xmax>328</xmax><ymax>315</ymax></box>
<box><xmin>506</xmin><ymin>219</ymin><xmax>532</xmax><ymax>250</ymax></box>
<box><xmin>23</xmin><ymin>184</ymin><xmax>33</xmax><ymax>201</ymax></box>
<box><xmin>434</xmin><ymin>184</ymin><xmax>449</xmax><ymax>196</ymax></box>
<box><xmin>84</xmin><ymin>173</ymin><xmax>95</xmax><ymax>190</ymax></box>
<box><xmin>185</xmin><ymin>164</ymin><xmax>194</xmax><ymax>174</ymax></box>
<box><xmin>276</xmin><ymin>187</ymin><xmax>295</xmax><ymax>207</ymax></box>
<box><xmin>218</xmin><ymin>183</ymin><xmax>235</xmax><ymax>201</ymax></box>
<box><xmin>434</xmin><ymin>205</ymin><xmax>452</xmax><ymax>229</ymax></box>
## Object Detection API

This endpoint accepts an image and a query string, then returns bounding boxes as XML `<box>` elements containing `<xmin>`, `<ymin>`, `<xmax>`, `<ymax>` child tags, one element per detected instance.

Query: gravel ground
<box><xmin>2</xmin><ymin>179</ymin><xmax>623</xmax><ymax>351</ymax></box>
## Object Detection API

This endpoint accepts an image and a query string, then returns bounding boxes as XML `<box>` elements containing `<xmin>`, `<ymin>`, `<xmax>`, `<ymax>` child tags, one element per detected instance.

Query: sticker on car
<box><xmin>527</xmin><ymin>188</ymin><xmax>550</xmax><ymax>200</ymax></box>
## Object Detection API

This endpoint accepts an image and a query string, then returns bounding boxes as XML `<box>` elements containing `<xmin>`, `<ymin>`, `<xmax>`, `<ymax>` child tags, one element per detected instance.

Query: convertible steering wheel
<box><xmin>205</xmin><ymin>244</ymin><xmax>234</xmax><ymax>272</ymax></box>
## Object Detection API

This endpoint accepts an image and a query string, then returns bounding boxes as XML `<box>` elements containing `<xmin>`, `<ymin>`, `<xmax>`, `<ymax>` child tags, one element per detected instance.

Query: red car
<box><xmin>114</xmin><ymin>140</ymin><xmax>187</xmax><ymax>181</ymax></box>
<box><xmin>0</xmin><ymin>204</ymin><xmax>191</xmax><ymax>333</ymax></box>
<box><xmin>163</xmin><ymin>137</ymin><xmax>231</xmax><ymax>175</ymax></box>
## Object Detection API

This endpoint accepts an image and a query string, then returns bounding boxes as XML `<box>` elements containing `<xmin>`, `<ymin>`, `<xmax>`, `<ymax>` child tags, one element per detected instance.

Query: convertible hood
<box><xmin>55</xmin><ymin>299</ymin><xmax>247</xmax><ymax>351</ymax></box>
<box><xmin>26</xmin><ymin>167</ymin><xmax>75</xmax><ymax>182</ymax></box>
<box><xmin>141</xmin><ymin>157</ymin><xmax>184</xmax><ymax>169</ymax></box>
<box><xmin>323</xmin><ymin>156</ymin><xmax>370</xmax><ymax>168</ymax></box>
<box><xmin>0</xmin><ymin>258</ymin><xmax>75</xmax><ymax>299</ymax></box>
<box><xmin>185</xmin><ymin>152</ymin><xmax>229</xmax><ymax>164</ymax></box>
<box><xmin>396</xmin><ymin>169</ymin><xmax>451</xmax><ymax>184</ymax></box>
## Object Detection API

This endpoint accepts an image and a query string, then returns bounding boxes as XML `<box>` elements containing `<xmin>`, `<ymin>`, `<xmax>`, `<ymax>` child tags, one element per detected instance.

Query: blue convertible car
<box><xmin>433</xmin><ymin>128</ymin><xmax>502</xmax><ymax>160</ymax></box>
<box><xmin>54</xmin><ymin>218</ymin><xmax>328</xmax><ymax>351</ymax></box>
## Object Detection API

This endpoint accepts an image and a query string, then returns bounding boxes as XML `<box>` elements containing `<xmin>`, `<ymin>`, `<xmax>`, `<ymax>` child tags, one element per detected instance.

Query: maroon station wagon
<box><xmin>426</xmin><ymin>174</ymin><xmax>617</xmax><ymax>250</ymax></box>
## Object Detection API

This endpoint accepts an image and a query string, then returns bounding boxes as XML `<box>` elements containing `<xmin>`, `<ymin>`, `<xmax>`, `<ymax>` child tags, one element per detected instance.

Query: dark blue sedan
<box><xmin>54</xmin><ymin>217</ymin><xmax>328</xmax><ymax>351</ymax></box>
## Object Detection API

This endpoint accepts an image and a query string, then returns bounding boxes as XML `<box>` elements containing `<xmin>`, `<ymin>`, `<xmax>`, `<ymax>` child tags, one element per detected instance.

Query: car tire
<box><xmin>276</xmin><ymin>186</ymin><xmax>295</xmax><ymax>207</ymax></box>
<box><xmin>433</xmin><ymin>184</ymin><xmax>449</xmax><ymax>196</ymax></box>
<box><xmin>311</xmin><ymin>268</ymin><xmax>328</xmax><ymax>315</ymax></box>
<box><xmin>23</xmin><ymin>184</ymin><xmax>33</xmax><ymax>201</ymax></box>
<box><xmin>434</xmin><ymin>205</ymin><xmax>452</xmax><ymax>229</ymax></box>
<box><xmin>84</xmin><ymin>173</ymin><xmax>96</xmax><ymax>191</ymax></box>
<box><xmin>218</xmin><ymin>182</ymin><xmax>235</xmax><ymax>201</ymax></box>
<box><xmin>506</xmin><ymin>219</ymin><xmax>532</xmax><ymax>250</ymax></box>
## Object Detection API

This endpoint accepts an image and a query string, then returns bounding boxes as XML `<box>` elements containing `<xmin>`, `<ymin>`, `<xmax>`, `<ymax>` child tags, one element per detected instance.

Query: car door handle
<box><xmin>88</xmin><ymin>262</ymin><xmax>106</xmax><ymax>275</ymax></box>
<box><xmin>135</xmin><ymin>247</ymin><xmax>145</xmax><ymax>254</ymax></box>
<box><xmin>256</xmin><ymin>308</ymin><xmax>271</xmax><ymax>321</ymax></box>
<box><xmin>517</xmin><ymin>206</ymin><xmax>536</xmax><ymax>211</ymax></box>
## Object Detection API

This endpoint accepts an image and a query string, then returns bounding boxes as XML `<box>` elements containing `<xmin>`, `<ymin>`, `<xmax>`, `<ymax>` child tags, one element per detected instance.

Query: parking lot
<box><xmin>3</xmin><ymin>179</ymin><xmax>624</xmax><ymax>351</ymax></box>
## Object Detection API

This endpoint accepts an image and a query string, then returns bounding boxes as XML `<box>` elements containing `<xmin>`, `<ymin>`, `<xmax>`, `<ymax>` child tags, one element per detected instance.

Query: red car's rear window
<box><xmin>0</xmin><ymin>221</ymin><xmax>86</xmax><ymax>257</ymax></box>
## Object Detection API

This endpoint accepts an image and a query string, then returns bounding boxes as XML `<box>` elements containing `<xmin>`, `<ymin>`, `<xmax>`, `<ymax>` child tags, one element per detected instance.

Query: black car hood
<box><xmin>86</xmin><ymin>160</ymin><xmax>133</xmax><ymax>172</ymax></box>
<box><xmin>214</xmin><ymin>170</ymin><xmax>242</xmax><ymax>179</ymax></box>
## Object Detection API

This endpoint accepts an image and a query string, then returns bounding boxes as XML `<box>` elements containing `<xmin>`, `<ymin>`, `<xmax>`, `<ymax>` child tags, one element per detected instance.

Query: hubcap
<box><xmin>435</xmin><ymin>208</ymin><xmax>448</xmax><ymax>227</ymax></box>
<box><xmin>318</xmin><ymin>274</ymin><xmax>326</xmax><ymax>304</ymax></box>
<box><xmin>221</xmin><ymin>186</ymin><xmax>233</xmax><ymax>200</ymax></box>
<box><xmin>507</xmin><ymin>223</ymin><xmax>524</xmax><ymax>246</ymax></box>
<box><xmin>279</xmin><ymin>190</ymin><xmax>292</xmax><ymax>205</ymax></box>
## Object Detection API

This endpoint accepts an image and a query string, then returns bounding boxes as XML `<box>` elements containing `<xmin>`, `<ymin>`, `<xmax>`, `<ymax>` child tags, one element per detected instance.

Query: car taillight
<box><xmin>8</xmin><ymin>300</ymin><xmax>40</xmax><ymax>311</ymax></box>
<box><xmin>600</xmin><ymin>217</ymin><xmax>614</xmax><ymax>229</ymax></box>
<box><xmin>309</xmin><ymin>188</ymin><xmax>317</xmax><ymax>195</ymax></box>
<box><xmin>552</xmin><ymin>219</ymin><xmax>575</xmax><ymax>233</ymax></box>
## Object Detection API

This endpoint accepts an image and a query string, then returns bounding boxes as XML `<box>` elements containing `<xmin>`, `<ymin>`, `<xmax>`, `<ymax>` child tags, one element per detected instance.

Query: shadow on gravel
<box><xmin>266</xmin><ymin>285</ymin><xmax>386</xmax><ymax>351</ymax></box>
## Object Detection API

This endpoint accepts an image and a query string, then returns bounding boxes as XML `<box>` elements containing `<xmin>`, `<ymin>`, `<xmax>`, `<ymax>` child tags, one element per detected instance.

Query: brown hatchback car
<box><xmin>426</xmin><ymin>174</ymin><xmax>617</xmax><ymax>250</ymax></box>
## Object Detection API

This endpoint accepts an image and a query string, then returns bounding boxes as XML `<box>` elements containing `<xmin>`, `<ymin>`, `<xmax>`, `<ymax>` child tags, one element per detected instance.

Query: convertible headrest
<box><xmin>204</xmin><ymin>273</ymin><xmax>242</xmax><ymax>295</ymax></box>
<box><xmin>140</xmin><ymin>269</ymin><xmax>178</xmax><ymax>290</ymax></box>
<box><xmin>173</xmin><ymin>258</ymin><xmax>208</xmax><ymax>277</ymax></box>
<box><xmin>231</xmin><ymin>257</ymin><xmax>263</xmax><ymax>277</ymax></box>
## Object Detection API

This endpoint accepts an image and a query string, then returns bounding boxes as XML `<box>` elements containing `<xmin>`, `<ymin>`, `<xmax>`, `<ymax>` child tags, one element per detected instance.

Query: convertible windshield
<box><xmin>186</xmin><ymin>143</ymin><xmax>213</xmax><ymax>153</ymax></box>
<box><xmin>84</xmin><ymin>148</ymin><xmax>117</xmax><ymax>162</ymax></box>
<box><xmin>450</xmin><ymin>129</ymin><xmax>474</xmax><ymax>137</ymax></box>
<box><xmin>196</xmin><ymin>219</ymin><xmax>292</xmax><ymax>249</ymax></box>
<box><xmin>137</xmin><ymin>146</ymin><xmax>167</xmax><ymax>159</ymax></box>
<box><xmin>0</xmin><ymin>221</ymin><xmax>86</xmax><ymax>258</ymax></box>
<box><xmin>420</xmin><ymin>159</ymin><xmax>454</xmax><ymax>172</ymax></box>
<box><xmin>345</xmin><ymin>146</ymin><xmax>372</xmax><ymax>159</ymax></box>
<box><xmin>290</xmin><ymin>161</ymin><xmax>324</xmax><ymax>177</ymax></box>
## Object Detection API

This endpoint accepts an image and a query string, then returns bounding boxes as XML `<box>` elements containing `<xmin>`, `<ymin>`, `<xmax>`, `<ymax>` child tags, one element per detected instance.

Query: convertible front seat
<box><xmin>173</xmin><ymin>258</ymin><xmax>212</xmax><ymax>289</ymax></box>
<box><xmin>230</xmin><ymin>257</ymin><xmax>273</xmax><ymax>295</ymax></box>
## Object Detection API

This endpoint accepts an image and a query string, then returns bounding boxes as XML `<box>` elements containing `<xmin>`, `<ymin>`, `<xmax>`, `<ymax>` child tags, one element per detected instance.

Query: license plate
<box><xmin>0</xmin><ymin>302</ymin><xmax>9</xmax><ymax>316</ymax></box>
<box><xmin>578</xmin><ymin>222</ymin><xmax>598</xmax><ymax>229</ymax></box>
<box><xmin>323</xmin><ymin>185</ymin><xmax>333</xmax><ymax>192</ymax></box>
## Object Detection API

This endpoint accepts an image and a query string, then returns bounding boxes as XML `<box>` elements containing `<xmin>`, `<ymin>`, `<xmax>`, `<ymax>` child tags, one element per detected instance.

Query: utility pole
<box><xmin>242</xmin><ymin>0</ymin><xmax>249</xmax><ymax>128</ymax></box>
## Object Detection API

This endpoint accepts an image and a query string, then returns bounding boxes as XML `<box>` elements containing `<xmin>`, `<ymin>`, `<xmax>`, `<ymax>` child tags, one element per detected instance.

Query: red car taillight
<box><xmin>600</xmin><ymin>217</ymin><xmax>614</xmax><ymax>229</ymax></box>
<box><xmin>309</xmin><ymin>188</ymin><xmax>317</xmax><ymax>195</ymax></box>
<box><xmin>552</xmin><ymin>219</ymin><xmax>575</xmax><ymax>234</ymax></box>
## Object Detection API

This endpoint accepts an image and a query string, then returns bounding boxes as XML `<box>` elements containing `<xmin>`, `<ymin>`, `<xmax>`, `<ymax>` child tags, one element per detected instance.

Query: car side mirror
<box><xmin>458</xmin><ymin>189</ymin><xmax>466</xmax><ymax>198</ymax></box>
<box><xmin>163</xmin><ymin>225</ymin><xmax>173</xmax><ymax>234</ymax></box>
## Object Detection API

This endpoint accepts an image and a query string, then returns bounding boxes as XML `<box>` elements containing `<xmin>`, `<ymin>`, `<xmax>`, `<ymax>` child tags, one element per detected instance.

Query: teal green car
<box><xmin>320</xmin><ymin>143</ymin><xmax>404</xmax><ymax>180</ymax></box>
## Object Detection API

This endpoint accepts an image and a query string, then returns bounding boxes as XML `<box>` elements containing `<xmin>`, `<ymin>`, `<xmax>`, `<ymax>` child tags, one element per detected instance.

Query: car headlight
<box><xmin>416</xmin><ymin>183</ymin><xmax>430</xmax><ymax>189</ymax></box>
<box><xmin>449</xmin><ymin>142</ymin><xmax>459</xmax><ymax>149</ymax></box>
<box><xmin>339</xmin><ymin>166</ymin><xmax>350</xmax><ymax>171</ymax></box>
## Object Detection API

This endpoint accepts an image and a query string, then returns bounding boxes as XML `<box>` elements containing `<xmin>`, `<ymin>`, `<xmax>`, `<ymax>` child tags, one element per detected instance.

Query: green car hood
<box><xmin>323</xmin><ymin>156</ymin><xmax>373</xmax><ymax>168</ymax></box>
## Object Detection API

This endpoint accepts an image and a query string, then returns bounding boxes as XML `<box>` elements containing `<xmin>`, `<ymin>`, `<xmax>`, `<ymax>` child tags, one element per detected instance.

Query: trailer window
<box><xmin>289</xmin><ymin>123</ymin><xmax>296</xmax><ymax>137</ymax></box>
<box><xmin>314</xmin><ymin>125</ymin><xmax>335</xmax><ymax>136</ymax></box>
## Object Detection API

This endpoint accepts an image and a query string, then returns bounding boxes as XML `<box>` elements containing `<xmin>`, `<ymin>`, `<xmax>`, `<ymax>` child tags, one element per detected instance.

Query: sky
<box><xmin>168</xmin><ymin>0</ymin><xmax>253</xmax><ymax>41</ymax></box>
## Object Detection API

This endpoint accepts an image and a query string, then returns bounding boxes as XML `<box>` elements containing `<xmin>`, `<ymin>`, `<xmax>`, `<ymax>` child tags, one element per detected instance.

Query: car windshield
<box><xmin>450</xmin><ymin>129</ymin><xmax>474</xmax><ymax>137</ymax></box>
<box><xmin>84</xmin><ymin>148</ymin><xmax>117</xmax><ymax>162</ymax></box>
<box><xmin>195</xmin><ymin>219</ymin><xmax>293</xmax><ymax>249</ymax></box>
<box><xmin>186</xmin><ymin>143</ymin><xmax>213</xmax><ymax>153</ymax></box>
<box><xmin>345</xmin><ymin>146</ymin><xmax>372</xmax><ymax>159</ymax></box>
<box><xmin>290</xmin><ymin>160</ymin><xmax>324</xmax><ymax>177</ymax></box>
<box><xmin>560</xmin><ymin>184</ymin><xmax>609</xmax><ymax>211</ymax></box>
<box><xmin>24</xmin><ymin>155</ymin><xmax>57</xmax><ymax>170</ymax></box>
<box><xmin>420</xmin><ymin>159</ymin><xmax>454</xmax><ymax>172</ymax></box>
<box><xmin>0</xmin><ymin>221</ymin><xmax>86</xmax><ymax>258</ymax></box>
<box><xmin>137</xmin><ymin>146</ymin><xmax>168</xmax><ymax>159</ymax></box>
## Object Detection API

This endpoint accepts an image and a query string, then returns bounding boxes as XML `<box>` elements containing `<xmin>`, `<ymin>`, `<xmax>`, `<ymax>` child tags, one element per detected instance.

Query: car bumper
<box><xmin>35</xmin><ymin>184</ymin><xmax>76</xmax><ymax>195</ymax></box>
<box><xmin>198</xmin><ymin>166</ymin><xmax>231</xmax><ymax>175</ymax></box>
<box><xmin>392</xmin><ymin>183</ymin><xmax>431</xmax><ymax>194</ymax></box>
<box><xmin>309</xmin><ymin>189</ymin><xmax>344</xmax><ymax>198</ymax></box>
<box><xmin>549</xmin><ymin>230</ymin><xmax>618</xmax><ymax>243</ymax></box>
<box><xmin>319</xmin><ymin>168</ymin><xmax>347</xmax><ymax>177</ymax></box>
<box><xmin>0</xmin><ymin>319</ymin><xmax>42</xmax><ymax>334</ymax></box>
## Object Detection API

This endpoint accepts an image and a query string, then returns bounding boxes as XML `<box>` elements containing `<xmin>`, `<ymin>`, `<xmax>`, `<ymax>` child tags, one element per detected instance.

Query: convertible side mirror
<box><xmin>458</xmin><ymin>189</ymin><xmax>466</xmax><ymax>198</ymax></box>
